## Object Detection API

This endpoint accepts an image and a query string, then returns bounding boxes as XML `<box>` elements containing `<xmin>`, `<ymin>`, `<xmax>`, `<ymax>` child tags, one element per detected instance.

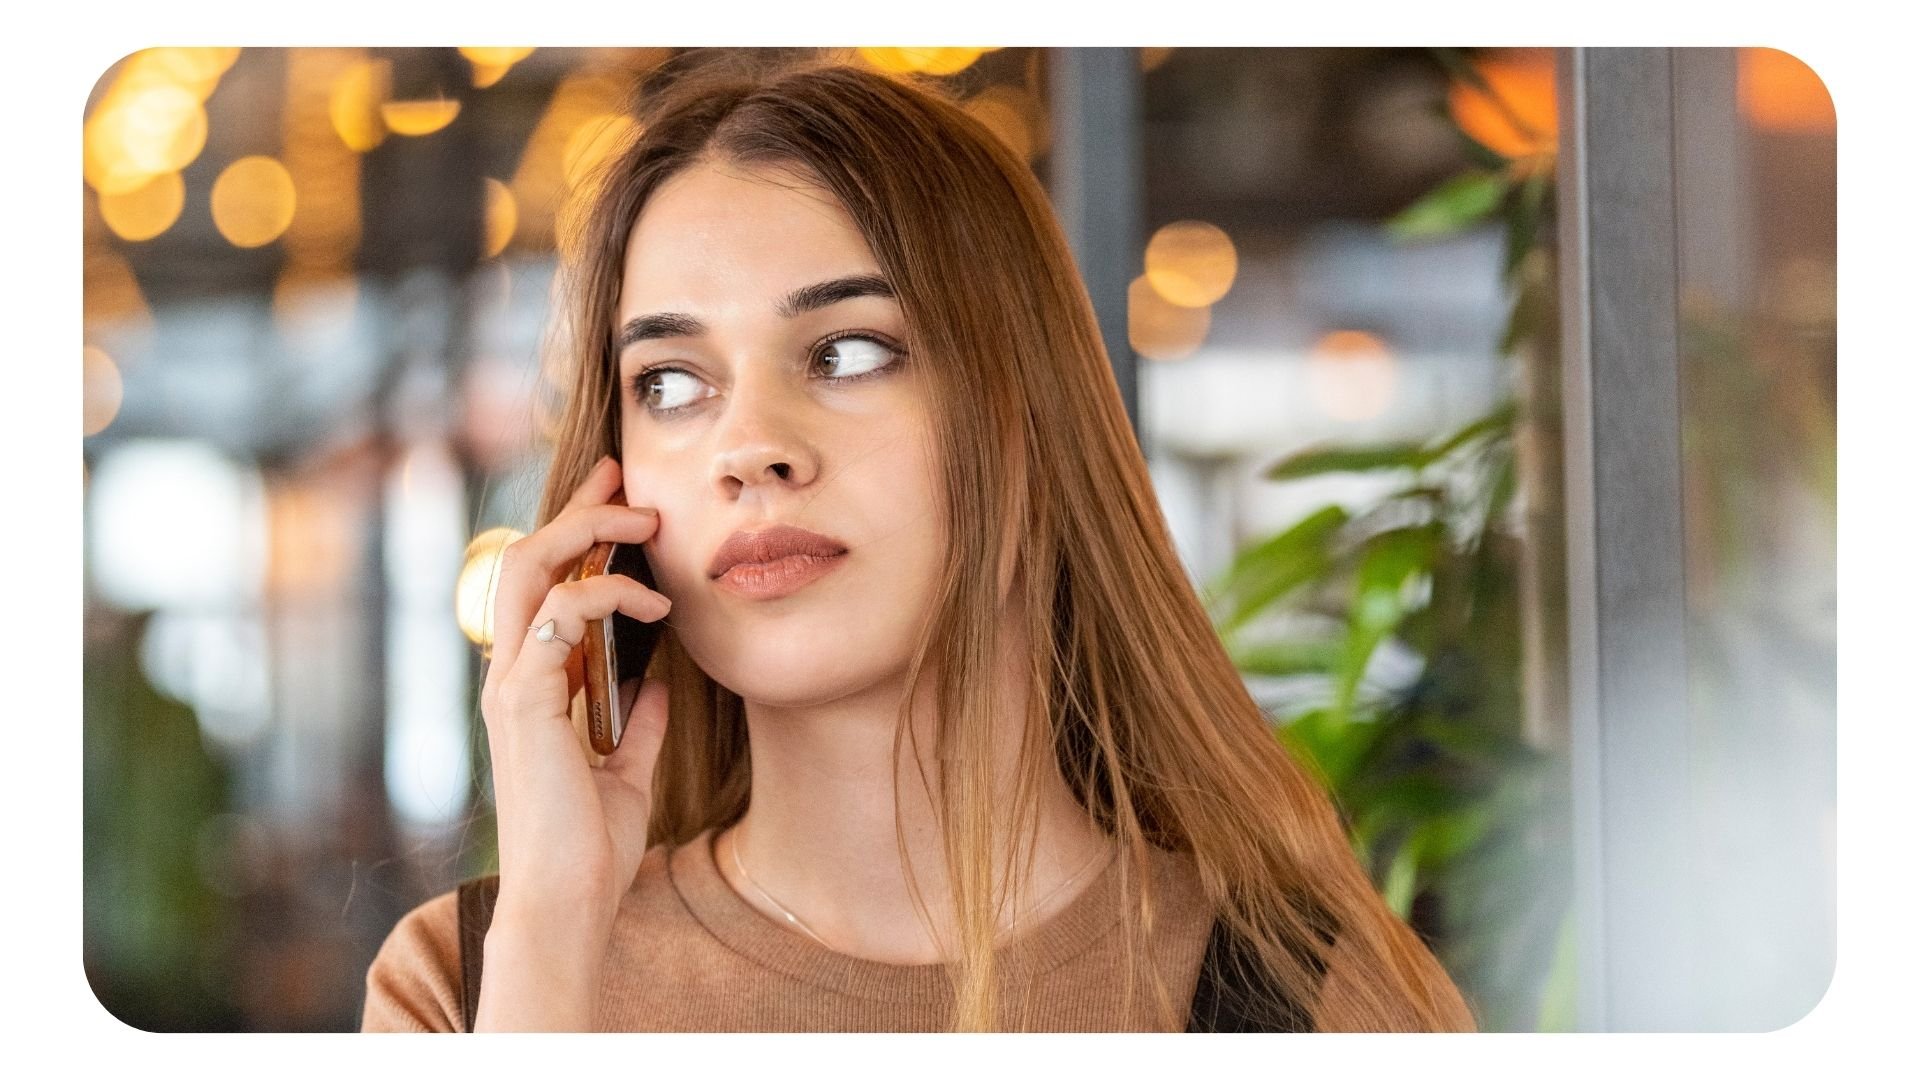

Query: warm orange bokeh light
<box><xmin>283</xmin><ymin>49</ymin><xmax>364</xmax><ymax>272</ymax></box>
<box><xmin>510</xmin><ymin>69</ymin><xmax>631</xmax><ymax>251</ymax></box>
<box><xmin>459</xmin><ymin>47</ymin><xmax>537</xmax><ymax>66</ymax></box>
<box><xmin>858</xmin><ymin>47</ymin><xmax>985</xmax><ymax>76</ymax></box>
<box><xmin>1738</xmin><ymin>48</ymin><xmax>1835</xmax><ymax>135</ymax></box>
<box><xmin>119</xmin><ymin>47</ymin><xmax>240</xmax><ymax>102</ymax></box>
<box><xmin>212</xmin><ymin>156</ymin><xmax>298</xmax><ymax>248</ymax></box>
<box><xmin>84</xmin><ymin>84</ymin><xmax>209</xmax><ymax>196</ymax></box>
<box><xmin>562</xmin><ymin>114</ymin><xmax>638</xmax><ymax>188</ymax></box>
<box><xmin>458</xmin><ymin>526</ymin><xmax>526</xmax><ymax>648</ymax></box>
<box><xmin>85</xmin><ymin>249</ymin><xmax>151</xmax><ymax>328</ymax></box>
<box><xmin>1308</xmin><ymin>330</ymin><xmax>1398</xmax><ymax>422</ymax></box>
<box><xmin>964</xmin><ymin>85</ymin><xmax>1043</xmax><ymax>161</ymax></box>
<box><xmin>330</xmin><ymin>58</ymin><xmax>391</xmax><ymax>152</ymax></box>
<box><xmin>99</xmin><ymin>170</ymin><xmax>185</xmax><ymax>242</ymax></box>
<box><xmin>460</xmin><ymin>46</ymin><xmax>536</xmax><ymax>89</ymax></box>
<box><xmin>1448</xmin><ymin>49</ymin><xmax>1557</xmax><ymax>160</ymax></box>
<box><xmin>1129</xmin><ymin>274</ymin><xmax>1211</xmax><ymax>362</ymax></box>
<box><xmin>1145</xmin><ymin>220</ymin><xmax>1239</xmax><ymax>308</ymax></box>
<box><xmin>381</xmin><ymin>97</ymin><xmax>461</xmax><ymax>137</ymax></box>
<box><xmin>484</xmin><ymin>178</ymin><xmax>519</xmax><ymax>258</ymax></box>
<box><xmin>84</xmin><ymin>346</ymin><xmax>124</xmax><ymax>436</ymax></box>
<box><xmin>83</xmin><ymin>48</ymin><xmax>234</xmax><ymax>197</ymax></box>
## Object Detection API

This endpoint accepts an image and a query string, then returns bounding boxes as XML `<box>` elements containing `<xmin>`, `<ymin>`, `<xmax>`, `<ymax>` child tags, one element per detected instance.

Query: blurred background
<box><xmin>80</xmin><ymin>46</ymin><xmax>1835</xmax><ymax>1032</ymax></box>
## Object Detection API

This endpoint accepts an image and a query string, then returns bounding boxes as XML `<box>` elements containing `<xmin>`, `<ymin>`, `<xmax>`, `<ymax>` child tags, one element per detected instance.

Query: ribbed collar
<box><xmin>666</xmin><ymin>827</ymin><xmax>1131</xmax><ymax>1003</ymax></box>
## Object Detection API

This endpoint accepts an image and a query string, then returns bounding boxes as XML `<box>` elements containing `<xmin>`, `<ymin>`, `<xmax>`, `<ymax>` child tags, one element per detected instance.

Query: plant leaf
<box><xmin>1230</xmin><ymin>637</ymin><xmax>1347</xmax><ymax>677</ymax></box>
<box><xmin>1429</xmin><ymin>47</ymin><xmax>1498</xmax><ymax>101</ymax></box>
<box><xmin>1418</xmin><ymin>400</ymin><xmax>1519</xmax><ymax>465</ymax></box>
<box><xmin>1386</xmin><ymin>169</ymin><xmax>1508</xmax><ymax>241</ymax></box>
<box><xmin>1501</xmin><ymin>168</ymin><xmax>1553</xmax><ymax>280</ymax></box>
<box><xmin>1209</xmin><ymin>505</ymin><xmax>1348</xmax><ymax>633</ymax></box>
<box><xmin>1381</xmin><ymin>840</ymin><xmax>1421</xmax><ymax>919</ymax></box>
<box><xmin>1264</xmin><ymin>442</ymin><xmax>1427</xmax><ymax>482</ymax></box>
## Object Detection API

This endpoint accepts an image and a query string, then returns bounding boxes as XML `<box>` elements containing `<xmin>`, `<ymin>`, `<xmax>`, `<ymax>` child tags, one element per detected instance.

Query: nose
<box><xmin>707</xmin><ymin>379</ymin><xmax>819</xmax><ymax>498</ymax></box>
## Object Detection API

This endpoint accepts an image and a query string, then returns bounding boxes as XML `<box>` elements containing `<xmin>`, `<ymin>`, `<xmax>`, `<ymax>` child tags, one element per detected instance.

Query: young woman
<box><xmin>361</xmin><ymin>53</ymin><xmax>1477</xmax><ymax>1033</ymax></box>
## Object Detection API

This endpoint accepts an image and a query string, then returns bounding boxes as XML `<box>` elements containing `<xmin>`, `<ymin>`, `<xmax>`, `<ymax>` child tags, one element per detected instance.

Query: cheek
<box><xmin>855</xmin><ymin>420</ymin><xmax>947</xmax><ymax>564</ymax></box>
<box><xmin>619</xmin><ymin>461</ymin><xmax>699</xmax><ymax>586</ymax></box>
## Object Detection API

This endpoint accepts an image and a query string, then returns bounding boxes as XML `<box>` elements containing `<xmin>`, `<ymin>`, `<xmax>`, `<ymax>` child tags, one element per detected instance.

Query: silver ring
<box><xmin>528</xmin><ymin>618</ymin><xmax>577</xmax><ymax>648</ymax></box>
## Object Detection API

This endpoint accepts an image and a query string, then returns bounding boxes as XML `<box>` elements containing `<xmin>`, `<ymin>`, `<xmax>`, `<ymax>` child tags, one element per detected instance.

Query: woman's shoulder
<box><xmin>360</xmin><ymin>887</ymin><xmax>464</xmax><ymax>1032</ymax></box>
<box><xmin>359</xmin><ymin>841</ymin><xmax>682</xmax><ymax>1032</ymax></box>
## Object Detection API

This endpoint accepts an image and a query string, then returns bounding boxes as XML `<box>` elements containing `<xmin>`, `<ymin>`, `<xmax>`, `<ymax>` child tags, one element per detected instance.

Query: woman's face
<box><xmin>614</xmin><ymin>160</ymin><xmax>945</xmax><ymax>708</ymax></box>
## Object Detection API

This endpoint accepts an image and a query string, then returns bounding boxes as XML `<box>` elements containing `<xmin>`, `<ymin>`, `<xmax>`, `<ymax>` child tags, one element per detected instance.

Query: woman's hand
<box><xmin>473</xmin><ymin>454</ymin><xmax>674</xmax><ymax>1030</ymax></box>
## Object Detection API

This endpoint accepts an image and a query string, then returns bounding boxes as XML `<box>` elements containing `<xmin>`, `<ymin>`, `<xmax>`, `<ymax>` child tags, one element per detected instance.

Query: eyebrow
<box><xmin>615</xmin><ymin>273</ymin><xmax>898</xmax><ymax>350</ymax></box>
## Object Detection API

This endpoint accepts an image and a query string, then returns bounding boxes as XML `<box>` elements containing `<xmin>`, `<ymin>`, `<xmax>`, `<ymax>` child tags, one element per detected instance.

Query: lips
<box><xmin>708</xmin><ymin>524</ymin><xmax>850</xmax><ymax>581</ymax></box>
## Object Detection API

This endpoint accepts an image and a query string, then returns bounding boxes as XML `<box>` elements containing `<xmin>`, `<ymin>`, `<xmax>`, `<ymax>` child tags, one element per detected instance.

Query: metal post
<box><xmin>1047</xmin><ymin>47</ymin><xmax>1146</xmax><ymax>451</ymax></box>
<box><xmin>1554</xmin><ymin>46</ymin><xmax>1698</xmax><ymax>1032</ymax></box>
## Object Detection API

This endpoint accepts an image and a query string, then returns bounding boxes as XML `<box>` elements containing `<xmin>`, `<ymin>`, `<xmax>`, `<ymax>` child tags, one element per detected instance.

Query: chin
<box><xmin>709</xmin><ymin>656</ymin><xmax>904</xmax><ymax>710</ymax></box>
<box><xmin>677</xmin><ymin>611</ymin><xmax>909</xmax><ymax>707</ymax></box>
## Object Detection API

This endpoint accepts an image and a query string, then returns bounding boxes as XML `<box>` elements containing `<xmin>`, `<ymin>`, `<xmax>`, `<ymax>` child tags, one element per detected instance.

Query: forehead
<box><xmin>616</xmin><ymin>161</ymin><xmax>882</xmax><ymax>320</ymax></box>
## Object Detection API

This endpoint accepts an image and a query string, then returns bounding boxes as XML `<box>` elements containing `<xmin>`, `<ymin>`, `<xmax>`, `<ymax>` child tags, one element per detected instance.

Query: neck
<box><xmin>716</xmin><ymin>610</ymin><xmax>1112</xmax><ymax>966</ymax></box>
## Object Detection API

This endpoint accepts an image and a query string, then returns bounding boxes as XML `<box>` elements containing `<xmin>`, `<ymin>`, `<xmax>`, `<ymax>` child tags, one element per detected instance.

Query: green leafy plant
<box><xmin>1204</xmin><ymin>48</ymin><xmax>1573</xmax><ymax>1031</ymax></box>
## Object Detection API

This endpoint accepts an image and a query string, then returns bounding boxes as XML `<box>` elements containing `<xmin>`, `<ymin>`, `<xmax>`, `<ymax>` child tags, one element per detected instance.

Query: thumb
<box><xmin>601</xmin><ymin>677</ymin><xmax>669</xmax><ymax>791</ymax></box>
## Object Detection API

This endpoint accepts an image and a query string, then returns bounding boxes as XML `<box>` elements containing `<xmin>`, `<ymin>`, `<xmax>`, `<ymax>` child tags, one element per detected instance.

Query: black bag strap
<box><xmin>1184</xmin><ymin>914</ymin><xmax>1327</xmax><ymax>1032</ymax></box>
<box><xmin>457</xmin><ymin>874</ymin><xmax>499</xmax><ymax>1033</ymax></box>
<box><xmin>452</xmin><ymin>872</ymin><xmax>1326</xmax><ymax>1032</ymax></box>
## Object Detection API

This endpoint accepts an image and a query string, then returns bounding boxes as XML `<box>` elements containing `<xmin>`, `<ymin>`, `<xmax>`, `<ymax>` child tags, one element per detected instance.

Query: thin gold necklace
<box><xmin>727</xmin><ymin>828</ymin><xmax>1113</xmax><ymax>956</ymax></box>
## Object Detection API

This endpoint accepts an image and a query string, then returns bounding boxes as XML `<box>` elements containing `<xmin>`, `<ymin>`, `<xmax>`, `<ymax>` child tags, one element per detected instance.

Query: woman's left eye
<box><xmin>816</xmin><ymin>333</ymin><xmax>904</xmax><ymax>380</ymax></box>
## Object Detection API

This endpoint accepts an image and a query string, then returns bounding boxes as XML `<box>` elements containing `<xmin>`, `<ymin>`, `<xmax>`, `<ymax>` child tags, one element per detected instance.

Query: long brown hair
<box><xmin>532</xmin><ymin>50</ymin><xmax>1477</xmax><ymax>1033</ymax></box>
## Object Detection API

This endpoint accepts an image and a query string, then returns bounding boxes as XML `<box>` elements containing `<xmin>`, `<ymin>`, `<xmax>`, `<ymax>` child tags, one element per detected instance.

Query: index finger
<box><xmin>561</xmin><ymin>454</ymin><xmax>624</xmax><ymax>514</ymax></box>
<box><xmin>485</xmin><ymin>502</ymin><xmax>662</xmax><ymax>690</ymax></box>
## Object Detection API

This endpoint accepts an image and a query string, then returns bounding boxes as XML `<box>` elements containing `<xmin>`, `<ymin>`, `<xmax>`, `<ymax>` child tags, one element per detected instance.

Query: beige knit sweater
<box><xmin>360</xmin><ymin>827</ymin><xmax>1217</xmax><ymax>1032</ymax></box>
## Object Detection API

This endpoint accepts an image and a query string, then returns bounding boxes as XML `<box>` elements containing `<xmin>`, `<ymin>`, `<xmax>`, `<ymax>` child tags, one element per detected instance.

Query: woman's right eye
<box><xmin>630</xmin><ymin>367</ymin><xmax>709</xmax><ymax>415</ymax></box>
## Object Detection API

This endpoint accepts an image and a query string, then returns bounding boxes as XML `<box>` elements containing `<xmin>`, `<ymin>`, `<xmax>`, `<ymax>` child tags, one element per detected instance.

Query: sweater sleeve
<box><xmin>360</xmin><ymin>890</ymin><xmax>464</xmax><ymax>1032</ymax></box>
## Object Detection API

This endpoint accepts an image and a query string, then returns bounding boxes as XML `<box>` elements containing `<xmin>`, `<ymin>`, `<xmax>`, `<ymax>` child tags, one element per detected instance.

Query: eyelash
<box><xmin>625</xmin><ymin>330</ymin><xmax>908</xmax><ymax>418</ymax></box>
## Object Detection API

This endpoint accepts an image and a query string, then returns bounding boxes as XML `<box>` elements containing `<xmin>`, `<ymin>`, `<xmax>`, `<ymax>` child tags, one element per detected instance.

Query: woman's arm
<box><xmin>469</xmin><ymin>897</ymin><xmax>619</xmax><ymax>1031</ymax></box>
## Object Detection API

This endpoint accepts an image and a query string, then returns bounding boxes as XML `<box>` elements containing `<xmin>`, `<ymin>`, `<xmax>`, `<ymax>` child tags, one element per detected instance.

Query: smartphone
<box><xmin>574</xmin><ymin>538</ymin><xmax>665</xmax><ymax>756</ymax></box>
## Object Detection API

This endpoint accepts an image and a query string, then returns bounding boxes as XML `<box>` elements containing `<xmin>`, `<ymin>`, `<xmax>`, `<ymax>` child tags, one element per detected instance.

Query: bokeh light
<box><xmin>509</xmin><ymin>68</ymin><xmax>630</xmax><ymax>250</ymax></box>
<box><xmin>283</xmin><ymin>49</ymin><xmax>363</xmax><ymax>272</ymax></box>
<box><xmin>98</xmin><ymin>170</ymin><xmax>185</xmax><ymax>242</ymax></box>
<box><xmin>1144</xmin><ymin>220</ymin><xmax>1239</xmax><ymax>308</ymax></box>
<box><xmin>380</xmin><ymin>97</ymin><xmax>462</xmax><ymax>137</ymax></box>
<box><xmin>83</xmin><ymin>83</ymin><xmax>209</xmax><ymax>196</ymax></box>
<box><xmin>857</xmin><ymin>47</ymin><xmax>985</xmax><ymax>76</ymax></box>
<box><xmin>83</xmin><ymin>49</ymin><xmax>235</xmax><ymax>197</ymax></box>
<box><xmin>562</xmin><ymin>114</ymin><xmax>638</xmax><ymax>188</ymax></box>
<box><xmin>457</xmin><ymin>526</ymin><xmax>525</xmax><ymax>648</ymax></box>
<box><xmin>1738</xmin><ymin>48</ymin><xmax>1836</xmax><ymax>135</ymax></box>
<box><xmin>1141</xmin><ymin>47</ymin><xmax>1176</xmax><ymax>73</ymax></box>
<box><xmin>964</xmin><ymin>85</ymin><xmax>1047</xmax><ymax>161</ymax></box>
<box><xmin>329</xmin><ymin>58</ymin><xmax>391</xmax><ymax>152</ymax></box>
<box><xmin>1448</xmin><ymin>49</ymin><xmax>1557</xmax><ymax>160</ymax></box>
<box><xmin>211</xmin><ymin>156</ymin><xmax>297</xmax><ymax>248</ymax></box>
<box><xmin>84</xmin><ymin>249</ymin><xmax>151</xmax><ymax>328</ymax></box>
<box><xmin>460</xmin><ymin>46</ymin><xmax>536</xmax><ymax>89</ymax></box>
<box><xmin>84</xmin><ymin>345</ymin><xmax>124</xmax><ymax>436</ymax></box>
<box><xmin>124</xmin><ymin>47</ymin><xmax>241</xmax><ymax>99</ymax></box>
<box><xmin>90</xmin><ymin>440</ymin><xmax>266</xmax><ymax>611</ymax></box>
<box><xmin>483</xmin><ymin>178</ymin><xmax>518</xmax><ymax>258</ymax></box>
<box><xmin>1308</xmin><ymin>329</ymin><xmax>1399</xmax><ymax>422</ymax></box>
<box><xmin>1128</xmin><ymin>274</ymin><xmax>1211</xmax><ymax>361</ymax></box>
<box><xmin>914</xmin><ymin>47</ymin><xmax>985</xmax><ymax>75</ymax></box>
